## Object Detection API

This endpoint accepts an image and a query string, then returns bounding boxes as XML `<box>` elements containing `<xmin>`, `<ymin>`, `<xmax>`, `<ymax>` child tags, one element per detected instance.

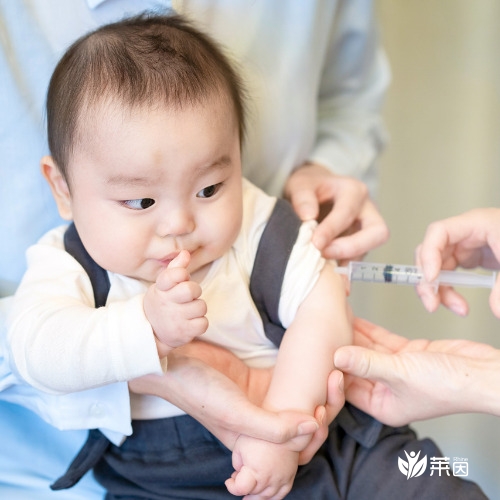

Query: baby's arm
<box><xmin>266</xmin><ymin>262</ymin><xmax>351</xmax><ymax>414</ymax></box>
<box><xmin>7</xmin><ymin>246</ymin><xmax>203</xmax><ymax>393</ymax></box>
<box><xmin>226</xmin><ymin>262</ymin><xmax>352</xmax><ymax>498</ymax></box>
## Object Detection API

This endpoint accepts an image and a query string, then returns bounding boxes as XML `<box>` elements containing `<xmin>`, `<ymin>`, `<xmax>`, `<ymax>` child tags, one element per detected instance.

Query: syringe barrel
<box><xmin>437</xmin><ymin>270</ymin><xmax>496</xmax><ymax>288</ymax></box>
<box><xmin>348</xmin><ymin>262</ymin><xmax>423</xmax><ymax>285</ymax></box>
<box><xmin>346</xmin><ymin>261</ymin><xmax>496</xmax><ymax>288</ymax></box>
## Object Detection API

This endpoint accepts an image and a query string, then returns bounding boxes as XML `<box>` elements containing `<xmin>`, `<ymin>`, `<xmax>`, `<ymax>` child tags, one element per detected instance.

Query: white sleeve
<box><xmin>1</xmin><ymin>296</ymin><xmax>131</xmax><ymax>444</ymax></box>
<box><xmin>7</xmin><ymin>233</ymin><xmax>162</xmax><ymax>395</ymax></box>
<box><xmin>279</xmin><ymin>221</ymin><xmax>325</xmax><ymax>328</ymax></box>
<box><xmin>308</xmin><ymin>0</ymin><xmax>390</xmax><ymax>182</ymax></box>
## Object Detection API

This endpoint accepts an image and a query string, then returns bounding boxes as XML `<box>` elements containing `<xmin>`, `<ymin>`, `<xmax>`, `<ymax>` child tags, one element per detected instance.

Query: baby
<box><xmin>8</xmin><ymin>12</ymin><xmax>350</xmax><ymax>498</ymax></box>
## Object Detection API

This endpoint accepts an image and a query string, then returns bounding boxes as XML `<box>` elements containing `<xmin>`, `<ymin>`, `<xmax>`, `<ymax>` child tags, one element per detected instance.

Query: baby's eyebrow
<box><xmin>105</xmin><ymin>155</ymin><xmax>232</xmax><ymax>185</ymax></box>
<box><xmin>105</xmin><ymin>175</ymin><xmax>153</xmax><ymax>186</ymax></box>
<box><xmin>195</xmin><ymin>155</ymin><xmax>232</xmax><ymax>175</ymax></box>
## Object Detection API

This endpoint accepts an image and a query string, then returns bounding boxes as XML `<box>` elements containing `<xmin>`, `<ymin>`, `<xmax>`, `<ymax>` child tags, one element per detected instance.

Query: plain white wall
<box><xmin>348</xmin><ymin>1</ymin><xmax>500</xmax><ymax>497</ymax></box>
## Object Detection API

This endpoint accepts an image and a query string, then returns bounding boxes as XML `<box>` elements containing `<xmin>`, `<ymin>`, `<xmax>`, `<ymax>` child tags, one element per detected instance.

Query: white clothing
<box><xmin>7</xmin><ymin>180</ymin><xmax>324</xmax><ymax>429</ymax></box>
<box><xmin>0</xmin><ymin>0</ymin><xmax>389</xmax><ymax>289</ymax></box>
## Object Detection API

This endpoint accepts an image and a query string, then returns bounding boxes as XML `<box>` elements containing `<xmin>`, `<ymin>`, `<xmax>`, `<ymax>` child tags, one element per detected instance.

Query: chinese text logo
<box><xmin>398</xmin><ymin>451</ymin><xmax>469</xmax><ymax>479</ymax></box>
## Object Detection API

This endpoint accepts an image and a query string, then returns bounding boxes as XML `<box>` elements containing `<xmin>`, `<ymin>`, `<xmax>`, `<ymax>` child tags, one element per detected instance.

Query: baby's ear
<box><xmin>41</xmin><ymin>156</ymin><xmax>73</xmax><ymax>220</ymax></box>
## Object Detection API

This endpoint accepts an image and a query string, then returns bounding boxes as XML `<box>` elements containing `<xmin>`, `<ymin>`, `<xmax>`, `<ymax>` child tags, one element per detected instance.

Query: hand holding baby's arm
<box><xmin>143</xmin><ymin>250</ymin><xmax>208</xmax><ymax>356</ymax></box>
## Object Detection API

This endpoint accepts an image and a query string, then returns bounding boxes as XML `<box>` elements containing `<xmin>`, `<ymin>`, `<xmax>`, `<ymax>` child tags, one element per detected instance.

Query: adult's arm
<box><xmin>285</xmin><ymin>0</ymin><xmax>390</xmax><ymax>261</ymax></box>
<box><xmin>129</xmin><ymin>340</ymin><xmax>345</xmax><ymax>459</ymax></box>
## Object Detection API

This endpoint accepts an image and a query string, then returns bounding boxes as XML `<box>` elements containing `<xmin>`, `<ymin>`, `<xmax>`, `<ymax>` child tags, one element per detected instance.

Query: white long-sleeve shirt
<box><xmin>7</xmin><ymin>180</ymin><xmax>324</xmax><ymax>439</ymax></box>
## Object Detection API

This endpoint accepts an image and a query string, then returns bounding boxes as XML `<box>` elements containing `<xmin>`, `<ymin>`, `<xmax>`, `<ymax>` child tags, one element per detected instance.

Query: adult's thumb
<box><xmin>289</xmin><ymin>188</ymin><xmax>319</xmax><ymax>222</ymax></box>
<box><xmin>334</xmin><ymin>346</ymin><xmax>394</xmax><ymax>382</ymax></box>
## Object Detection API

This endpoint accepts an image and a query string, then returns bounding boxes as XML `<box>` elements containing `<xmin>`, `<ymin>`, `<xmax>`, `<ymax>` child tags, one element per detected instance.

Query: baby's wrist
<box><xmin>154</xmin><ymin>335</ymin><xmax>173</xmax><ymax>358</ymax></box>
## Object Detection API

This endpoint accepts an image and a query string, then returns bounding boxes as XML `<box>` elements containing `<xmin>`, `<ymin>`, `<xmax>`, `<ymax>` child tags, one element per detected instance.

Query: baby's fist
<box><xmin>144</xmin><ymin>250</ymin><xmax>208</xmax><ymax>354</ymax></box>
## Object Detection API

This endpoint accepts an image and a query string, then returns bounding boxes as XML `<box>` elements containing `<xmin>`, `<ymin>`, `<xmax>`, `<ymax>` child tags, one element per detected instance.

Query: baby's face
<box><xmin>59</xmin><ymin>96</ymin><xmax>243</xmax><ymax>283</ymax></box>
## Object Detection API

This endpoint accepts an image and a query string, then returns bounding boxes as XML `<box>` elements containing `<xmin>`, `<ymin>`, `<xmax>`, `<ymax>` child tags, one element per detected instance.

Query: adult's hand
<box><xmin>284</xmin><ymin>163</ymin><xmax>389</xmax><ymax>263</ymax></box>
<box><xmin>298</xmin><ymin>368</ymin><xmax>344</xmax><ymax>465</ymax></box>
<box><xmin>129</xmin><ymin>341</ymin><xmax>345</xmax><ymax>456</ymax></box>
<box><xmin>334</xmin><ymin>318</ymin><xmax>500</xmax><ymax>426</ymax></box>
<box><xmin>415</xmin><ymin>208</ymin><xmax>500</xmax><ymax>318</ymax></box>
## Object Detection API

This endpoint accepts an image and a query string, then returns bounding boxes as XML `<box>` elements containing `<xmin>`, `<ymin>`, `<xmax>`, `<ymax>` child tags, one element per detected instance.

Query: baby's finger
<box><xmin>187</xmin><ymin>316</ymin><xmax>209</xmax><ymax>338</ymax></box>
<box><xmin>155</xmin><ymin>267</ymin><xmax>191</xmax><ymax>292</ymax></box>
<box><xmin>166</xmin><ymin>281</ymin><xmax>203</xmax><ymax>303</ymax></box>
<box><xmin>183</xmin><ymin>298</ymin><xmax>208</xmax><ymax>320</ymax></box>
<box><xmin>165</xmin><ymin>316</ymin><xmax>209</xmax><ymax>347</ymax></box>
<box><xmin>168</xmin><ymin>249</ymin><xmax>191</xmax><ymax>269</ymax></box>
<box><xmin>225</xmin><ymin>466</ymin><xmax>257</xmax><ymax>497</ymax></box>
<box><xmin>244</xmin><ymin>481</ymin><xmax>292</xmax><ymax>500</ymax></box>
<box><xmin>155</xmin><ymin>250</ymin><xmax>192</xmax><ymax>291</ymax></box>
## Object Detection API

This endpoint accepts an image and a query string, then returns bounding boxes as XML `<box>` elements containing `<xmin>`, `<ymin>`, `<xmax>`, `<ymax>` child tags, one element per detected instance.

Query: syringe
<box><xmin>335</xmin><ymin>262</ymin><xmax>496</xmax><ymax>288</ymax></box>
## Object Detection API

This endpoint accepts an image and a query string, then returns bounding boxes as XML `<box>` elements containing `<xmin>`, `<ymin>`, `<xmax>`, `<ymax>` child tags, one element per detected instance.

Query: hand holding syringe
<box><xmin>335</xmin><ymin>261</ymin><xmax>496</xmax><ymax>288</ymax></box>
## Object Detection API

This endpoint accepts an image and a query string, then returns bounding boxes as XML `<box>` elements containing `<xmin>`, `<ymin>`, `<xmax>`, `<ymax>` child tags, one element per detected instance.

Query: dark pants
<box><xmin>89</xmin><ymin>406</ymin><xmax>487</xmax><ymax>500</ymax></box>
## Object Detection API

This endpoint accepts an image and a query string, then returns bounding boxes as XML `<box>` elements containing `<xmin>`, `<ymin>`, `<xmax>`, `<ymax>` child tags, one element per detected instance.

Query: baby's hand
<box><xmin>226</xmin><ymin>435</ymin><xmax>299</xmax><ymax>499</ymax></box>
<box><xmin>144</xmin><ymin>250</ymin><xmax>208</xmax><ymax>355</ymax></box>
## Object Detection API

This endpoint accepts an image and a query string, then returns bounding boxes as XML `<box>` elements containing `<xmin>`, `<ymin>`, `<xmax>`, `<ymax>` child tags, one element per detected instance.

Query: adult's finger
<box><xmin>334</xmin><ymin>345</ymin><xmax>396</xmax><ymax>382</ymax></box>
<box><xmin>287</xmin><ymin>184</ymin><xmax>320</xmax><ymax>222</ymax></box>
<box><xmin>298</xmin><ymin>369</ymin><xmax>344</xmax><ymax>465</ymax></box>
<box><xmin>316</xmin><ymin>200</ymin><xmax>388</xmax><ymax>260</ymax></box>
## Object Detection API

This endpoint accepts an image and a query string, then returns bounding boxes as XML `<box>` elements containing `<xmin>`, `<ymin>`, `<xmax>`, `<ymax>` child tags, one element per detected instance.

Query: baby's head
<box><xmin>46</xmin><ymin>12</ymin><xmax>246</xmax><ymax>183</ymax></box>
<box><xmin>43</xmin><ymin>13</ymin><xmax>247</xmax><ymax>282</ymax></box>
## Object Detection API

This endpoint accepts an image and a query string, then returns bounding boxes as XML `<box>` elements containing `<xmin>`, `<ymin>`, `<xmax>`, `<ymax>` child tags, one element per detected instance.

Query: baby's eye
<box><xmin>197</xmin><ymin>183</ymin><xmax>222</xmax><ymax>199</ymax></box>
<box><xmin>123</xmin><ymin>198</ymin><xmax>155</xmax><ymax>210</ymax></box>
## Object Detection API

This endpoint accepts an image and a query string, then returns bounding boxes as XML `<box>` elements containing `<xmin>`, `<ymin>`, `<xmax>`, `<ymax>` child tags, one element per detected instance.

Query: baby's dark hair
<box><xmin>46</xmin><ymin>12</ymin><xmax>246</xmax><ymax>181</ymax></box>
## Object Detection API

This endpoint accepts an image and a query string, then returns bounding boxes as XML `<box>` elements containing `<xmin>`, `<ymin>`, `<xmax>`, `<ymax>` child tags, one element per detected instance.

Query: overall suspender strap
<box><xmin>50</xmin><ymin>429</ymin><xmax>111</xmax><ymax>490</ymax></box>
<box><xmin>63</xmin><ymin>223</ymin><xmax>111</xmax><ymax>309</ymax></box>
<box><xmin>249</xmin><ymin>198</ymin><xmax>302</xmax><ymax>347</ymax></box>
<box><xmin>51</xmin><ymin>223</ymin><xmax>112</xmax><ymax>490</ymax></box>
